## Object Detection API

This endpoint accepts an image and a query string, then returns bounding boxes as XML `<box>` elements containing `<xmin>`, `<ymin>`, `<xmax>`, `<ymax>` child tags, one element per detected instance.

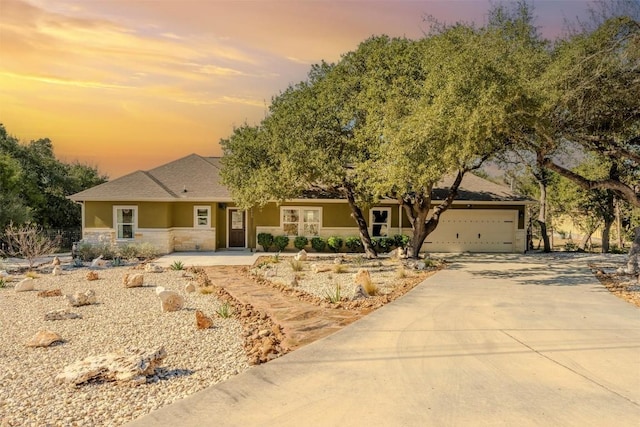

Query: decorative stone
<box><xmin>86</xmin><ymin>271</ymin><xmax>99</xmax><ymax>281</ymax></box>
<box><xmin>56</xmin><ymin>346</ymin><xmax>167</xmax><ymax>385</ymax></box>
<box><xmin>353</xmin><ymin>269</ymin><xmax>372</xmax><ymax>286</ymax></box>
<box><xmin>155</xmin><ymin>286</ymin><xmax>166</xmax><ymax>295</ymax></box>
<box><xmin>25</xmin><ymin>330</ymin><xmax>63</xmax><ymax>347</ymax></box>
<box><xmin>15</xmin><ymin>278</ymin><xmax>35</xmax><ymax>292</ymax></box>
<box><xmin>289</xmin><ymin>276</ymin><xmax>299</xmax><ymax>287</ymax></box>
<box><xmin>145</xmin><ymin>263</ymin><xmax>163</xmax><ymax>273</ymax></box>
<box><xmin>44</xmin><ymin>308</ymin><xmax>82</xmax><ymax>321</ymax></box>
<box><xmin>294</xmin><ymin>249</ymin><xmax>308</xmax><ymax>261</ymax></box>
<box><xmin>352</xmin><ymin>284</ymin><xmax>369</xmax><ymax>300</ymax></box>
<box><xmin>416</xmin><ymin>261</ymin><xmax>427</xmax><ymax>270</ymax></box>
<box><xmin>312</xmin><ymin>264</ymin><xmax>331</xmax><ymax>274</ymax></box>
<box><xmin>38</xmin><ymin>289</ymin><xmax>62</xmax><ymax>298</ymax></box>
<box><xmin>52</xmin><ymin>266</ymin><xmax>62</xmax><ymax>276</ymax></box>
<box><xmin>184</xmin><ymin>283</ymin><xmax>196</xmax><ymax>293</ymax></box>
<box><xmin>333</xmin><ymin>257</ymin><xmax>344</xmax><ymax>265</ymax></box>
<box><xmin>66</xmin><ymin>289</ymin><xmax>96</xmax><ymax>307</ymax></box>
<box><xmin>391</xmin><ymin>247</ymin><xmax>407</xmax><ymax>259</ymax></box>
<box><xmin>123</xmin><ymin>273</ymin><xmax>144</xmax><ymax>288</ymax></box>
<box><xmin>90</xmin><ymin>255</ymin><xmax>104</xmax><ymax>268</ymax></box>
<box><xmin>195</xmin><ymin>310</ymin><xmax>214</xmax><ymax>329</ymax></box>
<box><xmin>52</xmin><ymin>256</ymin><xmax>61</xmax><ymax>266</ymax></box>
<box><xmin>157</xmin><ymin>290</ymin><xmax>184</xmax><ymax>312</ymax></box>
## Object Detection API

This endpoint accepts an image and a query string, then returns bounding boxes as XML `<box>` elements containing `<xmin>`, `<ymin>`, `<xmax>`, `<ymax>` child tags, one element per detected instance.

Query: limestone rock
<box><xmin>416</xmin><ymin>261</ymin><xmax>427</xmax><ymax>270</ymax></box>
<box><xmin>56</xmin><ymin>346</ymin><xmax>167</xmax><ymax>385</ymax></box>
<box><xmin>90</xmin><ymin>255</ymin><xmax>104</xmax><ymax>268</ymax></box>
<box><xmin>44</xmin><ymin>308</ymin><xmax>82</xmax><ymax>321</ymax></box>
<box><xmin>353</xmin><ymin>269</ymin><xmax>372</xmax><ymax>286</ymax></box>
<box><xmin>195</xmin><ymin>310</ymin><xmax>214</xmax><ymax>329</ymax></box>
<box><xmin>158</xmin><ymin>290</ymin><xmax>184</xmax><ymax>312</ymax></box>
<box><xmin>391</xmin><ymin>247</ymin><xmax>407</xmax><ymax>259</ymax></box>
<box><xmin>289</xmin><ymin>276</ymin><xmax>299</xmax><ymax>287</ymax></box>
<box><xmin>52</xmin><ymin>266</ymin><xmax>62</xmax><ymax>276</ymax></box>
<box><xmin>155</xmin><ymin>286</ymin><xmax>166</xmax><ymax>295</ymax></box>
<box><xmin>294</xmin><ymin>249</ymin><xmax>308</xmax><ymax>261</ymax></box>
<box><xmin>15</xmin><ymin>278</ymin><xmax>35</xmax><ymax>292</ymax></box>
<box><xmin>184</xmin><ymin>283</ymin><xmax>196</xmax><ymax>293</ymax></box>
<box><xmin>38</xmin><ymin>289</ymin><xmax>62</xmax><ymax>298</ymax></box>
<box><xmin>312</xmin><ymin>264</ymin><xmax>331</xmax><ymax>274</ymax></box>
<box><xmin>123</xmin><ymin>273</ymin><xmax>144</xmax><ymax>288</ymax></box>
<box><xmin>26</xmin><ymin>330</ymin><xmax>63</xmax><ymax>347</ymax></box>
<box><xmin>86</xmin><ymin>271</ymin><xmax>99</xmax><ymax>281</ymax></box>
<box><xmin>66</xmin><ymin>289</ymin><xmax>96</xmax><ymax>307</ymax></box>
<box><xmin>333</xmin><ymin>257</ymin><xmax>344</xmax><ymax>265</ymax></box>
<box><xmin>352</xmin><ymin>284</ymin><xmax>369</xmax><ymax>300</ymax></box>
<box><xmin>52</xmin><ymin>256</ymin><xmax>61</xmax><ymax>266</ymax></box>
<box><xmin>145</xmin><ymin>263</ymin><xmax>163</xmax><ymax>273</ymax></box>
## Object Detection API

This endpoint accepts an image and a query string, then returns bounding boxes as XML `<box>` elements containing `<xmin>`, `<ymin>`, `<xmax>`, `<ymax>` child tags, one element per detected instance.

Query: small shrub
<box><xmin>72</xmin><ymin>257</ymin><xmax>84</xmax><ymax>267</ymax></box>
<box><xmin>170</xmin><ymin>260</ymin><xmax>185</xmax><ymax>271</ymax></box>
<box><xmin>353</xmin><ymin>255</ymin><xmax>365</xmax><ymax>267</ymax></box>
<box><xmin>311</xmin><ymin>237</ymin><xmax>326</xmax><ymax>252</ymax></box>
<box><xmin>345</xmin><ymin>236</ymin><xmax>363</xmax><ymax>253</ymax></box>
<box><xmin>76</xmin><ymin>242</ymin><xmax>98</xmax><ymax>262</ymax></box>
<box><xmin>609</xmin><ymin>244</ymin><xmax>628</xmax><ymax>254</ymax></box>
<box><xmin>376</xmin><ymin>237</ymin><xmax>395</xmax><ymax>253</ymax></box>
<box><xmin>257</xmin><ymin>233</ymin><xmax>274</xmax><ymax>252</ymax></box>
<box><xmin>293</xmin><ymin>236</ymin><xmax>308</xmax><ymax>250</ymax></box>
<box><xmin>111</xmin><ymin>257</ymin><xmax>124</xmax><ymax>267</ymax></box>
<box><xmin>333</xmin><ymin>264</ymin><xmax>347</xmax><ymax>274</ymax></box>
<box><xmin>25</xmin><ymin>271</ymin><xmax>38</xmax><ymax>279</ymax></box>
<box><xmin>200</xmin><ymin>285</ymin><xmax>216</xmax><ymax>294</ymax></box>
<box><xmin>393</xmin><ymin>234</ymin><xmax>410</xmax><ymax>248</ymax></box>
<box><xmin>136</xmin><ymin>242</ymin><xmax>158</xmax><ymax>260</ymax></box>
<box><xmin>396</xmin><ymin>265</ymin><xmax>408</xmax><ymax>279</ymax></box>
<box><xmin>288</xmin><ymin>259</ymin><xmax>304</xmax><ymax>272</ymax></box>
<box><xmin>564</xmin><ymin>242</ymin><xmax>578</xmax><ymax>252</ymax></box>
<box><xmin>273</xmin><ymin>235</ymin><xmax>290</xmax><ymax>252</ymax></box>
<box><xmin>216</xmin><ymin>302</ymin><xmax>233</xmax><ymax>318</ymax></box>
<box><xmin>327</xmin><ymin>236</ymin><xmax>343</xmax><ymax>253</ymax></box>
<box><xmin>324</xmin><ymin>283</ymin><xmax>341</xmax><ymax>303</ymax></box>
<box><xmin>118</xmin><ymin>244</ymin><xmax>138</xmax><ymax>260</ymax></box>
<box><xmin>0</xmin><ymin>278</ymin><xmax>5</xmax><ymax>289</ymax></box>
<box><xmin>362</xmin><ymin>276</ymin><xmax>379</xmax><ymax>296</ymax></box>
<box><xmin>271</xmin><ymin>252</ymin><xmax>280</xmax><ymax>263</ymax></box>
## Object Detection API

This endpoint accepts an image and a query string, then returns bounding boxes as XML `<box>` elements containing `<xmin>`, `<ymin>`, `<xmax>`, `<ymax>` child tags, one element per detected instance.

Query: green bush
<box><xmin>76</xmin><ymin>242</ymin><xmax>100</xmax><ymax>261</ymax></box>
<box><xmin>393</xmin><ymin>234</ymin><xmax>410</xmax><ymax>248</ymax></box>
<box><xmin>311</xmin><ymin>237</ymin><xmax>326</xmax><ymax>252</ymax></box>
<box><xmin>376</xmin><ymin>237</ymin><xmax>395</xmax><ymax>253</ymax></box>
<box><xmin>345</xmin><ymin>236</ymin><xmax>363</xmax><ymax>252</ymax></box>
<box><xmin>293</xmin><ymin>236</ymin><xmax>308</xmax><ymax>250</ymax></box>
<box><xmin>136</xmin><ymin>242</ymin><xmax>158</xmax><ymax>260</ymax></box>
<box><xmin>327</xmin><ymin>236</ymin><xmax>343</xmax><ymax>253</ymax></box>
<box><xmin>118</xmin><ymin>244</ymin><xmax>138</xmax><ymax>260</ymax></box>
<box><xmin>257</xmin><ymin>233</ymin><xmax>274</xmax><ymax>252</ymax></box>
<box><xmin>170</xmin><ymin>260</ymin><xmax>185</xmax><ymax>270</ymax></box>
<box><xmin>273</xmin><ymin>235</ymin><xmax>290</xmax><ymax>252</ymax></box>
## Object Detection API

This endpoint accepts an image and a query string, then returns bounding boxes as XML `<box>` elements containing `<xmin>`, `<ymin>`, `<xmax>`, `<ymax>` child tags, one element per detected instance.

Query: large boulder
<box><xmin>15</xmin><ymin>278</ymin><xmax>35</xmax><ymax>292</ymax></box>
<box><xmin>66</xmin><ymin>289</ymin><xmax>96</xmax><ymax>307</ymax></box>
<box><xmin>157</xmin><ymin>290</ymin><xmax>185</xmax><ymax>312</ymax></box>
<box><xmin>25</xmin><ymin>330</ymin><xmax>63</xmax><ymax>347</ymax></box>
<box><xmin>56</xmin><ymin>346</ymin><xmax>167</xmax><ymax>385</ymax></box>
<box><xmin>353</xmin><ymin>269</ymin><xmax>372</xmax><ymax>286</ymax></box>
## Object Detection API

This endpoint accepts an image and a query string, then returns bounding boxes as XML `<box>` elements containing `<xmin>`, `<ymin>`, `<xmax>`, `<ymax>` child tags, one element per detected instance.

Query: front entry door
<box><xmin>228</xmin><ymin>209</ymin><xmax>246</xmax><ymax>248</ymax></box>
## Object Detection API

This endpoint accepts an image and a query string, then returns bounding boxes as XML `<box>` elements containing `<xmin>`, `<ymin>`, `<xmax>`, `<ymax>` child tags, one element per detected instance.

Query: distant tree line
<box><xmin>0</xmin><ymin>124</ymin><xmax>108</xmax><ymax>230</ymax></box>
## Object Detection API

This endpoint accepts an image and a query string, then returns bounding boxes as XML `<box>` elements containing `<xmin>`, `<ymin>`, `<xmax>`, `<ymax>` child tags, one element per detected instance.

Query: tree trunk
<box><xmin>537</xmin><ymin>178</ymin><xmax>551</xmax><ymax>253</ymax></box>
<box><xmin>405</xmin><ymin>170</ymin><xmax>466</xmax><ymax>259</ymax></box>
<box><xmin>625</xmin><ymin>226</ymin><xmax>640</xmax><ymax>275</ymax></box>
<box><xmin>578</xmin><ymin>228</ymin><xmax>595</xmax><ymax>251</ymax></box>
<box><xmin>343</xmin><ymin>184</ymin><xmax>377</xmax><ymax>258</ymax></box>
<box><xmin>601</xmin><ymin>191</ymin><xmax>615</xmax><ymax>253</ymax></box>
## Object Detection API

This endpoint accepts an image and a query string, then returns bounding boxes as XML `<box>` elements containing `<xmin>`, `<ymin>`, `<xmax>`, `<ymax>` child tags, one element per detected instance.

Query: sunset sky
<box><xmin>1</xmin><ymin>0</ymin><xmax>592</xmax><ymax>178</ymax></box>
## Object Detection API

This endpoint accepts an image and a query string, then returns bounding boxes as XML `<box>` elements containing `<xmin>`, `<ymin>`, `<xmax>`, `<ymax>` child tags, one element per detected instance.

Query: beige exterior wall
<box><xmin>172</xmin><ymin>228</ymin><xmax>216</xmax><ymax>252</ymax></box>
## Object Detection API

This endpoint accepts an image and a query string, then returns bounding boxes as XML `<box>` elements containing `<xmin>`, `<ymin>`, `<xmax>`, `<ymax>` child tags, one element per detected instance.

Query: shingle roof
<box><xmin>69</xmin><ymin>154</ymin><xmax>529</xmax><ymax>203</ymax></box>
<box><xmin>432</xmin><ymin>173</ymin><xmax>530</xmax><ymax>202</ymax></box>
<box><xmin>69</xmin><ymin>154</ymin><xmax>230</xmax><ymax>201</ymax></box>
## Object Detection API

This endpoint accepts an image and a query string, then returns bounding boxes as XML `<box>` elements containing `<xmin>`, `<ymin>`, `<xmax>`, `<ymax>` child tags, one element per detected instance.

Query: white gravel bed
<box><xmin>0</xmin><ymin>265</ymin><xmax>249</xmax><ymax>427</ymax></box>
<box><xmin>253</xmin><ymin>255</ymin><xmax>412</xmax><ymax>299</ymax></box>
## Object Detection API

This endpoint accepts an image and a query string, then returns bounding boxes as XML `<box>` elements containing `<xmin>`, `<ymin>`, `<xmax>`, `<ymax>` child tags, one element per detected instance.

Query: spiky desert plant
<box><xmin>324</xmin><ymin>284</ymin><xmax>341</xmax><ymax>303</ymax></box>
<box><xmin>288</xmin><ymin>259</ymin><xmax>304</xmax><ymax>272</ymax></box>
<box><xmin>170</xmin><ymin>260</ymin><xmax>185</xmax><ymax>271</ymax></box>
<box><xmin>216</xmin><ymin>302</ymin><xmax>233</xmax><ymax>318</ymax></box>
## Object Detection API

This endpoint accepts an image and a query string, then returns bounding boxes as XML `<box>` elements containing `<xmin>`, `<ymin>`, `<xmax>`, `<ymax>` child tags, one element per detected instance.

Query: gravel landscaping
<box><xmin>0</xmin><ymin>264</ymin><xmax>248</xmax><ymax>427</ymax></box>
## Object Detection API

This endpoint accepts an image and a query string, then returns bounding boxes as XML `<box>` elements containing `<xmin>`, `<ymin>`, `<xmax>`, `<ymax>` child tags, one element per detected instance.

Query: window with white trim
<box><xmin>370</xmin><ymin>208</ymin><xmax>391</xmax><ymax>237</ymax></box>
<box><xmin>194</xmin><ymin>206</ymin><xmax>211</xmax><ymax>228</ymax></box>
<box><xmin>114</xmin><ymin>206</ymin><xmax>137</xmax><ymax>240</ymax></box>
<box><xmin>281</xmin><ymin>207</ymin><xmax>321</xmax><ymax>237</ymax></box>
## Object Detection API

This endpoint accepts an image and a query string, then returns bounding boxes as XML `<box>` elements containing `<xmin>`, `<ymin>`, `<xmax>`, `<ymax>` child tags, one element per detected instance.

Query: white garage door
<box><xmin>423</xmin><ymin>209</ymin><xmax>517</xmax><ymax>253</ymax></box>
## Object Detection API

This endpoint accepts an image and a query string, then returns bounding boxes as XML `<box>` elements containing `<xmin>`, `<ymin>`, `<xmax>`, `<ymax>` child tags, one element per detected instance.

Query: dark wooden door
<box><xmin>228</xmin><ymin>209</ymin><xmax>246</xmax><ymax>248</ymax></box>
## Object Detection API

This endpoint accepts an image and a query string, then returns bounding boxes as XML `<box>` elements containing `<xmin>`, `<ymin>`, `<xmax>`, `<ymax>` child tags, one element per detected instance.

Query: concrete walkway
<box><xmin>128</xmin><ymin>253</ymin><xmax>640</xmax><ymax>426</ymax></box>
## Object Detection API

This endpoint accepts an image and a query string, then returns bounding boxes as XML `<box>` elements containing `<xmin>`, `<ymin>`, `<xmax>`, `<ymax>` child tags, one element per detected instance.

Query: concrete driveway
<box><xmin>128</xmin><ymin>253</ymin><xmax>640</xmax><ymax>426</ymax></box>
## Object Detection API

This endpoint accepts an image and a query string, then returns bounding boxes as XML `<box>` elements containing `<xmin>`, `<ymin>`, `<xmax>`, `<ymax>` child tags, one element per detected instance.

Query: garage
<box><xmin>423</xmin><ymin>209</ymin><xmax>518</xmax><ymax>253</ymax></box>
